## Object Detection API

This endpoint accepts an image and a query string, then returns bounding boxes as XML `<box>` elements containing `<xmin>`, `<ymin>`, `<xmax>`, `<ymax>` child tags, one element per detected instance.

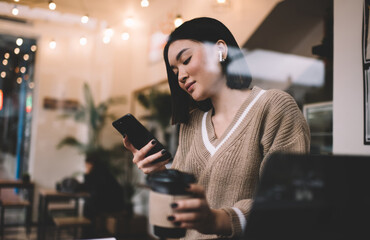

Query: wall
<box><xmin>0</xmin><ymin>0</ymin><xmax>283</xmax><ymax>220</ymax></box>
<box><xmin>333</xmin><ymin>0</ymin><xmax>370</xmax><ymax>155</ymax></box>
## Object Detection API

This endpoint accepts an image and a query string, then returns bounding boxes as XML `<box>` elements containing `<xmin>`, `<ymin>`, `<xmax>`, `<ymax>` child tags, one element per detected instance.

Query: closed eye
<box><xmin>183</xmin><ymin>56</ymin><xmax>191</xmax><ymax>65</ymax></box>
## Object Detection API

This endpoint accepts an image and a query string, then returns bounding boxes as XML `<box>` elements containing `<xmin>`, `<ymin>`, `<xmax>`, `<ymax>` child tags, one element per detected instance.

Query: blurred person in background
<box><xmin>79</xmin><ymin>154</ymin><xmax>125</xmax><ymax>237</ymax></box>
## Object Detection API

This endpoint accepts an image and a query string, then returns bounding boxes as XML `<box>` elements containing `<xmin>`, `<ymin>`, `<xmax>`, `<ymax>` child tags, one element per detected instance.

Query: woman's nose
<box><xmin>178</xmin><ymin>68</ymin><xmax>188</xmax><ymax>83</ymax></box>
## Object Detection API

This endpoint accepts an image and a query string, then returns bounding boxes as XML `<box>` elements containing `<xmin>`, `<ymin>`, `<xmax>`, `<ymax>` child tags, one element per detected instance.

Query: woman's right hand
<box><xmin>123</xmin><ymin>135</ymin><xmax>170</xmax><ymax>174</ymax></box>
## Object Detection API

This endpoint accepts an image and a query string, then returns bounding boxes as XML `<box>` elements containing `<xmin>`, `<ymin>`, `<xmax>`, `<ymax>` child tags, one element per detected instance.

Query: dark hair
<box><xmin>85</xmin><ymin>154</ymin><xmax>106</xmax><ymax>172</ymax></box>
<box><xmin>163</xmin><ymin>17</ymin><xmax>252</xmax><ymax>124</ymax></box>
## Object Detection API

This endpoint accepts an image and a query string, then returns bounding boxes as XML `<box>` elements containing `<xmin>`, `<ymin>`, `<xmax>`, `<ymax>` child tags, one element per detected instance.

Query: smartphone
<box><xmin>112</xmin><ymin>113</ymin><xmax>172</xmax><ymax>164</ymax></box>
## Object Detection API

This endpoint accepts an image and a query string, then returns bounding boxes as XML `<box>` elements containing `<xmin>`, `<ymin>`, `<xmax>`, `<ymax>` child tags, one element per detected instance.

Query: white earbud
<box><xmin>219</xmin><ymin>50</ymin><xmax>225</xmax><ymax>62</ymax></box>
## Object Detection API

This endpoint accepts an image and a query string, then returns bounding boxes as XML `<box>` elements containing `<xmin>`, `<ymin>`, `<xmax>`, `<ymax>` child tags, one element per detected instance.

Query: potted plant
<box><xmin>136</xmin><ymin>88</ymin><xmax>174</xmax><ymax>150</ymax></box>
<box><xmin>57</xmin><ymin>82</ymin><xmax>137</xmax><ymax>212</ymax></box>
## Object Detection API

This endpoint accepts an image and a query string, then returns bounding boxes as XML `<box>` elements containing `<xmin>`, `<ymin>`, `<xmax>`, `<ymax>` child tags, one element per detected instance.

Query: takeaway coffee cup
<box><xmin>146</xmin><ymin>169</ymin><xmax>196</xmax><ymax>239</ymax></box>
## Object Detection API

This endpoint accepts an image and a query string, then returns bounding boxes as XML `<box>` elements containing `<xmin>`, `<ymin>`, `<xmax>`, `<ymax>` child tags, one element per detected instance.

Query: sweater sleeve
<box><xmin>259</xmin><ymin>89</ymin><xmax>310</xmax><ymax>174</ymax></box>
<box><xmin>221</xmin><ymin>90</ymin><xmax>310</xmax><ymax>238</ymax></box>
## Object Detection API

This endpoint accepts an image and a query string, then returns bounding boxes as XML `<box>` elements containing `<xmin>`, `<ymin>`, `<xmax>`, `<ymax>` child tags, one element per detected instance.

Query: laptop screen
<box><xmin>244</xmin><ymin>153</ymin><xmax>370</xmax><ymax>240</ymax></box>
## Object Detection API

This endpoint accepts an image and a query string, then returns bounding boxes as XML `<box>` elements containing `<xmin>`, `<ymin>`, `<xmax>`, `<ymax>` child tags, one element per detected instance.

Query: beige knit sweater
<box><xmin>171</xmin><ymin>86</ymin><xmax>310</xmax><ymax>239</ymax></box>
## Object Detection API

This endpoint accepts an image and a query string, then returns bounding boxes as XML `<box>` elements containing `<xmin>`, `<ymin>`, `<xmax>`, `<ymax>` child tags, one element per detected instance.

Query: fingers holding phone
<box><xmin>122</xmin><ymin>134</ymin><xmax>136</xmax><ymax>152</ymax></box>
<box><xmin>123</xmin><ymin>135</ymin><xmax>169</xmax><ymax>174</ymax></box>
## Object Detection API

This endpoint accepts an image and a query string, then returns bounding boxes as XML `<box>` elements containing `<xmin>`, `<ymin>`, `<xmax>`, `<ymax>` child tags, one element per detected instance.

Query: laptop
<box><xmin>243</xmin><ymin>153</ymin><xmax>370</xmax><ymax>240</ymax></box>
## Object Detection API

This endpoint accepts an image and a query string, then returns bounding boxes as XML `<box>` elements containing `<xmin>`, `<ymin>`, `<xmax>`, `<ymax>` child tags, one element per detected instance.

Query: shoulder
<box><xmin>260</xmin><ymin>88</ymin><xmax>300</xmax><ymax>113</ymax></box>
<box><xmin>263</xmin><ymin>88</ymin><xmax>296</xmax><ymax>103</ymax></box>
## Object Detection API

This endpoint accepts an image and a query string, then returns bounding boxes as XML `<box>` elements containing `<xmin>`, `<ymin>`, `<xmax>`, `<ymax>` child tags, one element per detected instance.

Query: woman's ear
<box><xmin>216</xmin><ymin>40</ymin><xmax>228</xmax><ymax>62</ymax></box>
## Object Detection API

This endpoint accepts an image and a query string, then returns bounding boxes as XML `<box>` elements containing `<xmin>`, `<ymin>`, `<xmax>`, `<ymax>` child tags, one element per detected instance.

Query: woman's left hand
<box><xmin>168</xmin><ymin>184</ymin><xmax>232</xmax><ymax>235</ymax></box>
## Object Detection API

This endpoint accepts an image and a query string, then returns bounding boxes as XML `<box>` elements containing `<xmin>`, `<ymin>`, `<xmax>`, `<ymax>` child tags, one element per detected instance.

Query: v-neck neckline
<box><xmin>201</xmin><ymin>86</ymin><xmax>265</xmax><ymax>156</ymax></box>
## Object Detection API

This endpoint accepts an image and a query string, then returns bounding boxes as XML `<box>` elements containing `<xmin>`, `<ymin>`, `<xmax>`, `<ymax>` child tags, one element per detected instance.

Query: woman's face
<box><xmin>167</xmin><ymin>39</ymin><xmax>224</xmax><ymax>101</ymax></box>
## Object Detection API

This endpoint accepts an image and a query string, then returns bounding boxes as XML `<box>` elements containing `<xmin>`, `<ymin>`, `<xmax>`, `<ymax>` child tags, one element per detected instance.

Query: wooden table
<box><xmin>0</xmin><ymin>179</ymin><xmax>35</xmax><ymax>238</ymax></box>
<box><xmin>37</xmin><ymin>189</ymin><xmax>90</xmax><ymax>240</ymax></box>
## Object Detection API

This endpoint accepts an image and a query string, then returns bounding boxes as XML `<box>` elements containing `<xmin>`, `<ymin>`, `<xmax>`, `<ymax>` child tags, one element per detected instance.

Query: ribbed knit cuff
<box><xmin>219</xmin><ymin>207</ymin><xmax>243</xmax><ymax>238</ymax></box>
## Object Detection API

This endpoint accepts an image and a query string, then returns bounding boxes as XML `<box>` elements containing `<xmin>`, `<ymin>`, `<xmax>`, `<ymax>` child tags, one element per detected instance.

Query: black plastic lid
<box><xmin>146</xmin><ymin>169</ymin><xmax>196</xmax><ymax>195</ymax></box>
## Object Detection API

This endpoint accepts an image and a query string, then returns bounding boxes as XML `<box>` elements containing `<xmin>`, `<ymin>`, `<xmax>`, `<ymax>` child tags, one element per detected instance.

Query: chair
<box><xmin>53</xmin><ymin>216</ymin><xmax>91</xmax><ymax>239</ymax></box>
<box><xmin>0</xmin><ymin>179</ymin><xmax>34</xmax><ymax>240</ymax></box>
<box><xmin>37</xmin><ymin>189</ymin><xmax>91</xmax><ymax>240</ymax></box>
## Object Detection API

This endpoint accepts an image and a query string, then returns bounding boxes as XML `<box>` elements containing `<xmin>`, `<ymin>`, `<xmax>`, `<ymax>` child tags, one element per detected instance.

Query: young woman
<box><xmin>123</xmin><ymin>17</ymin><xmax>310</xmax><ymax>239</ymax></box>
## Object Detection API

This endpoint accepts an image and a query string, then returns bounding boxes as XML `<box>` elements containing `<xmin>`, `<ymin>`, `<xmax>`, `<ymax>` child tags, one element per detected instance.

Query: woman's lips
<box><xmin>185</xmin><ymin>81</ymin><xmax>195</xmax><ymax>92</ymax></box>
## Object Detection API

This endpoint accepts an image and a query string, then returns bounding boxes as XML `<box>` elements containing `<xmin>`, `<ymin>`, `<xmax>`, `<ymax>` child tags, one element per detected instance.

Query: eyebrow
<box><xmin>176</xmin><ymin>48</ymin><xmax>189</xmax><ymax>61</ymax></box>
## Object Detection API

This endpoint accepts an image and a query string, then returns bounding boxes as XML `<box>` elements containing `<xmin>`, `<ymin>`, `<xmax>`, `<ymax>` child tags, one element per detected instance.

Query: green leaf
<box><xmin>57</xmin><ymin>136</ymin><xmax>86</xmax><ymax>153</ymax></box>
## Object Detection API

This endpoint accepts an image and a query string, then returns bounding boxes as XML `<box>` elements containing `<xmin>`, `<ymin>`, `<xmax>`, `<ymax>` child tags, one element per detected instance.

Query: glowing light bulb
<box><xmin>81</xmin><ymin>15</ymin><xmax>89</xmax><ymax>24</ymax></box>
<box><xmin>2</xmin><ymin>60</ymin><xmax>8</xmax><ymax>66</ymax></box>
<box><xmin>124</xmin><ymin>17</ymin><xmax>134</xmax><ymax>28</ymax></box>
<box><xmin>174</xmin><ymin>15</ymin><xmax>183</xmax><ymax>28</ymax></box>
<box><xmin>17</xmin><ymin>77</ymin><xmax>22</xmax><ymax>84</ymax></box>
<box><xmin>80</xmin><ymin>37</ymin><xmax>87</xmax><ymax>46</ymax></box>
<box><xmin>29</xmin><ymin>82</ymin><xmax>35</xmax><ymax>89</ymax></box>
<box><xmin>103</xmin><ymin>36</ymin><xmax>111</xmax><ymax>44</ymax></box>
<box><xmin>49</xmin><ymin>40</ymin><xmax>56</xmax><ymax>49</ymax></box>
<box><xmin>16</xmin><ymin>38</ymin><xmax>23</xmax><ymax>46</ymax></box>
<box><xmin>30</xmin><ymin>45</ymin><xmax>37</xmax><ymax>52</ymax></box>
<box><xmin>104</xmin><ymin>27</ymin><xmax>114</xmax><ymax>37</ymax></box>
<box><xmin>14</xmin><ymin>0</ymin><xmax>20</xmax><ymax>2</ymax></box>
<box><xmin>20</xmin><ymin>66</ymin><xmax>26</xmax><ymax>73</ymax></box>
<box><xmin>14</xmin><ymin>48</ymin><xmax>20</xmax><ymax>54</ymax></box>
<box><xmin>4</xmin><ymin>53</ymin><xmax>10</xmax><ymax>59</ymax></box>
<box><xmin>49</xmin><ymin>1</ymin><xmax>56</xmax><ymax>10</ymax></box>
<box><xmin>1</xmin><ymin>72</ymin><xmax>6</xmax><ymax>78</ymax></box>
<box><xmin>12</xmin><ymin>5</ymin><xmax>19</xmax><ymax>15</ymax></box>
<box><xmin>141</xmin><ymin>0</ymin><xmax>149</xmax><ymax>7</ymax></box>
<box><xmin>217</xmin><ymin>0</ymin><xmax>226</xmax><ymax>3</ymax></box>
<box><xmin>121</xmin><ymin>32</ymin><xmax>130</xmax><ymax>40</ymax></box>
<box><xmin>23</xmin><ymin>54</ymin><xmax>29</xmax><ymax>61</ymax></box>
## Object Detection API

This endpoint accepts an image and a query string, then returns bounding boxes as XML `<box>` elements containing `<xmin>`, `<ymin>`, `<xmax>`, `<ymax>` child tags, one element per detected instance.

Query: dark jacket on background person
<box><xmin>79</xmin><ymin>160</ymin><xmax>125</xmax><ymax>219</ymax></box>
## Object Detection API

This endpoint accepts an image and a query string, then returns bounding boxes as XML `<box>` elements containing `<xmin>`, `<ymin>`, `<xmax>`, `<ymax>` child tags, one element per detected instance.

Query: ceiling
<box><xmin>243</xmin><ymin>0</ymin><xmax>333</xmax><ymax>57</ymax></box>
<box><xmin>0</xmin><ymin>0</ymin><xmax>154</xmax><ymax>25</ymax></box>
<box><xmin>0</xmin><ymin>0</ymin><xmax>119</xmax><ymax>16</ymax></box>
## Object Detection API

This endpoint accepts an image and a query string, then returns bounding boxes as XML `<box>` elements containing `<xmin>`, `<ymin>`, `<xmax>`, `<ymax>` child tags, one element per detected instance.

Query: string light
<box><xmin>30</xmin><ymin>45</ymin><xmax>37</xmax><ymax>52</ymax></box>
<box><xmin>104</xmin><ymin>27</ymin><xmax>114</xmax><ymax>37</ymax></box>
<box><xmin>81</xmin><ymin>15</ymin><xmax>89</xmax><ymax>24</ymax></box>
<box><xmin>23</xmin><ymin>54</ymin><xmax>29</xmax><ymax>61</ymax></box>
<box><xmin>102</xmin><ymin>27</ymin><xmax>114</xmax><ymax>44</ymax></box>
<box><xmin>217</xmin><ymin>0</ymin><xmax>226</xmax><ymax>3</ymax></box>
<box><xmin>20</xmin><ymin>66</ymin><xmax>26</xmax><ymax>74</ymax></box>
<box><xmin>2</xmin><ymin>60</ymin><xmax>8</xmax><ymax>66</ymax></box>
<box><xmin>141</xmin><ymin>0</ymin><xmax>149</xmax><ymax>7</ymax></box>
<box><xmin>79</xmin><ymin>37</ymin><xmax>87</xmax><ymax>46</ymax></box>
<box><xmin>49</xmin><ymin>40</ymin><xmax>56</xmax><ymax>49</ymax></box>
<box><xmin>124</xmin><ymin>17</ymin><xmax>134</xmax><ymax>28</ymax></box>
<box><xmin>0</xmin><ymin>72</ymin><xmax>6</xmax><ymax>78</ymax></box>
<box><xmin>14</xmin><ymin>0</ymin><xmax>20</xmax><ymax>2</ymax></box>
<box><xmin>12</xmin><ymin>5</ymin><xmax>19</xmax><ymax>15</ymax></box>
<box><xmin>14</xmin><ymin>48</ymin><xmax>20</xmax><ymax>54</ymax></box>
<box><xmin>4</xmin><ymin>53</ymin><xmax>10</xmax><ymax>59</ymax></box>
<box><xmin>17</xmin><ymin>77</ymin><xmax>22</xmax><ymax>84</ymax></box>
<box><xmin>121</xmin><ymin>32</ymin><xmax>130</xmax><ymax>40</ymax></box>
<box><xmin>174</xmin><ymin>15</ymin><xmax>183</xmax><ymax>27</ymax></box>
<box><xmin>103</xmin><ymin>35</ymin><xmax>111</xmax><ymax>44</ymax></box>
<box><xmin>16</xmin><ymin>37</ymin><xmax>23</xmax><ymax>46</ymax></box>
<box><xmin>48</xmin><ymin>1</ymin><xmax>56</xmax><ymax>10</ymax></box>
